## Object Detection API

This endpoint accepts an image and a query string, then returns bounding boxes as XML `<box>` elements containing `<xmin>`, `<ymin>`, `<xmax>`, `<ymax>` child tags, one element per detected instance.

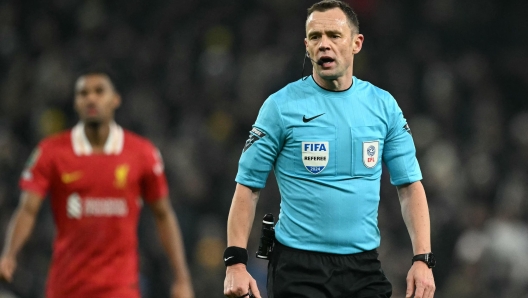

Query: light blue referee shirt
<box><xmin>236</xmin><ymin>76</ymin><xmax>422</xmax><ymax>254</ymax></box>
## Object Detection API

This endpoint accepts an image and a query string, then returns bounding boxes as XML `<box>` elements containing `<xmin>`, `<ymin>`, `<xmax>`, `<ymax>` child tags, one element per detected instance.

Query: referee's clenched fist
<box><xmin>224</xmin><ymin>264</ymin><xmax>260</xmax><ymax>298</ymax></box>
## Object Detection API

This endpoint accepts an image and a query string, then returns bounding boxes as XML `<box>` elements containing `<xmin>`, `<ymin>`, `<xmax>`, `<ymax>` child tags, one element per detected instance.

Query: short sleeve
<box><xmin>382</xmin><ymin>95</ymin><xmax>422</xmax><ymax>185</ymax></box>
<box><xmin>141</xmin><ymin>143</ymin><xmax>169</xmax><ymax>202</ymax></box>
<box><xmin>235</xmin><ymin>97</ymin><xmax>285</xmax><ymax>189</ymax></box>
<box><xmin>19</xmin><ymin>144</ymin><xmax>53</xmax><ymax>198</ymax></box>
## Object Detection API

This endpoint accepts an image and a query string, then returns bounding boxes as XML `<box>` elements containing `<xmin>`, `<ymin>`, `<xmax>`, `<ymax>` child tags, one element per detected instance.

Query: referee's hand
<box><xmin>224</xmin><ymin>264</ymin><xmax>261</xmax><ymax>298</ymax></box>
<box><xmin>406</xmin><ymin>261</ymin><xmax>435</xmax><ymax>298</ymax></box>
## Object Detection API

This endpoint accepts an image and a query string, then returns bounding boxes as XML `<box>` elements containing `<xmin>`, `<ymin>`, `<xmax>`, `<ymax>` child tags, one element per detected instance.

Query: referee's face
<box><xmin>74</xmin><ymin>74</ymin><xmax>121</xmax><ymax>125</ymax></box>
<box><xmin>305</xmin><ymin>8</ymin><xmax>363</xmax><ymax>84</ymax></box>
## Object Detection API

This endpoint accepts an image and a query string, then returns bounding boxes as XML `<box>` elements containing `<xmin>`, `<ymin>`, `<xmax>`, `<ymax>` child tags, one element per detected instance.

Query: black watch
<box><xmin>412</xmin><ymin>253</ymin><xmax>436</xmax><ymax>268</ymax></box>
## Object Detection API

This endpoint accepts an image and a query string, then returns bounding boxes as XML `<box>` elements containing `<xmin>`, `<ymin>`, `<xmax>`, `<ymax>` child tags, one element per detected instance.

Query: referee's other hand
<box><xmin>406</xmin><ymin>261</ymin><xmax>435</xmax><ymax>298</ymax></box>
<box><xmin>224</xmin><ymin>264</ymin><xmax>261</xmax><ymax>298</ymax></box>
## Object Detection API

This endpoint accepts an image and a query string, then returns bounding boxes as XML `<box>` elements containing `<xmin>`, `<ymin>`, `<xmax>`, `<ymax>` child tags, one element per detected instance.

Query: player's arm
<box><xmin>224</xmin><ymin>183</ymin><xmax>261</xmax><ymax>298</ymax></box>
<box><xmin>397</xmin><ymin>181</ymin><xmax>435</xmax><ymax>298</ymax></box>
<box><xmin>147</xmin><ymin>197</ymin><xmax>194</xmax><ymax>298</ymax></box>
<box><xmin>0</xmin><ymin>191</ymin><xmax>44</xmax><ymax>282</ymax></box>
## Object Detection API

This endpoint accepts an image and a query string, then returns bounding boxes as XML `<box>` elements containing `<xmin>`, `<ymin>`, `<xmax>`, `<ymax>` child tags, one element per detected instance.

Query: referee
<box><xmin>223</xmin><ymin>1</ymin><xmax>435</xmax><ymax>298</ymax></box>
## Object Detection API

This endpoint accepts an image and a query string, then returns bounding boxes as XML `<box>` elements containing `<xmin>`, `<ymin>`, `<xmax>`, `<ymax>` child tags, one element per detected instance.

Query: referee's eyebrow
<box><xmin>307</xmin><ymin>29</ymin><xmax>345</xmax><ymax>40</ymax></box>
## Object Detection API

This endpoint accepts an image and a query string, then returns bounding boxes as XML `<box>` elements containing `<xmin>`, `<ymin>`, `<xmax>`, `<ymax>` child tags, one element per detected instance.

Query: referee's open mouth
<box><xmin>318</xmin><ymin>56</ymin><xmax>335</xmax><ymax>68</ymax></box>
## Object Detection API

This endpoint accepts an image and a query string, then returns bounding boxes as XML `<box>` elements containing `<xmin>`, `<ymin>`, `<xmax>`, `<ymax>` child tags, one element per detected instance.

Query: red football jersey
<box><xmin>19</xmin><ymin>122</ymin><xmax>168</xmax><ymax>298</ymax></box>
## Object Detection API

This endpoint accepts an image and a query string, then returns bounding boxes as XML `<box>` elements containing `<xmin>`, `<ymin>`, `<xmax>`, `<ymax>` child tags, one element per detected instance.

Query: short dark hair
<box><xmin>76</xmin><ymin>64</ymin><xmax>120</xmax><ymax>93</ymax></box>
<box><xmin>307</xmin><ymin>0</ymin><xmax>359</xmax><ymax>33</ymax></box>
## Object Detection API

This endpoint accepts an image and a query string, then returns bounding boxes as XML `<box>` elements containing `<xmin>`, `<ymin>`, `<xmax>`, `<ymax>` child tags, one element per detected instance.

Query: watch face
<box><xmin>427</xmin><ymin>253</ymin><xmax>436</xmax><ymax>268</ymax></box>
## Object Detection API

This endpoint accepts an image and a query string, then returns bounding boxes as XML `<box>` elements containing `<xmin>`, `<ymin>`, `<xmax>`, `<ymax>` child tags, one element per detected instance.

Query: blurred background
<box><xmin>0</xmin><ymin>0</ymin><xmax>527</xmax><ymax>297</ymax></box>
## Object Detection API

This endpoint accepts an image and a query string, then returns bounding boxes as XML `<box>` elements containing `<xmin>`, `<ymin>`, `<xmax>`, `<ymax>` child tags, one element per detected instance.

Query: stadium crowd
<box><xmin>0</xmin><ymin>0</ymin><xmax>527</xmax><ymax>297</ymax></box>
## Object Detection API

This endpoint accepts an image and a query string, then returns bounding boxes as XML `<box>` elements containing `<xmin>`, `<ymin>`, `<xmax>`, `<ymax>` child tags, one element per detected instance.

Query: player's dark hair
<box><xmin>76</xmin><ymin>64</ymin><xmax>120</xmax><ymax>93</ymax></box>
<box><xmin>307</xmin><ymin>0</ymin><xmax>359</xmax><ymax>33</ymax></box>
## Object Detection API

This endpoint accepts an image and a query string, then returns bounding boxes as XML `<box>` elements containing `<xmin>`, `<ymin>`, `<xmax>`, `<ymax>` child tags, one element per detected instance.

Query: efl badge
<box><xmin>302</xmin><ymin>141</ymin><xmax>329</xmax><ymax>174</ymax></box>
<box><xmin>363</xmin><ymin>141</ymin><xmax>379</xmax><ymax>168</ymax></box>
<box><xmin>152</xmin><ymin>149</ymin><xmax>164</xmax><ymax>175</ymax></box>
<box><xmin>21</xmin><ymin>148</ymin><xmax>41</xmax><ymax>180</ymax></box>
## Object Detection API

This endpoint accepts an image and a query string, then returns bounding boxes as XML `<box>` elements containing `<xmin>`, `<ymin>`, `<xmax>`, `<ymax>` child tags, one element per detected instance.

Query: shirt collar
<box><xmin>308</xmin><ymin>75</ymin><xmax>357</xmax><ymax>96</ymax></box>
<box><xmin>71</xmin><ymin>121</ymin><xmax>124</xmax><ymax>156</ymax></box>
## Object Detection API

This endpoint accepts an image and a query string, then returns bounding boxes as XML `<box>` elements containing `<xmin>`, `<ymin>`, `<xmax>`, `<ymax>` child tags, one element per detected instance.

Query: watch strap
<box><xmin>412</xmin><ymin>253</ymin><xmax>435</xmax><ymax>268</ymax></box>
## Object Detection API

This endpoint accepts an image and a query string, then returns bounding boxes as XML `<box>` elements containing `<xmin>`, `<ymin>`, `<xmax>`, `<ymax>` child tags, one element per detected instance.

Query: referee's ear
<box><xmin>352</xmin><ymin>33</ymin><xmax>364</xmax><ymax>54</ymax></box>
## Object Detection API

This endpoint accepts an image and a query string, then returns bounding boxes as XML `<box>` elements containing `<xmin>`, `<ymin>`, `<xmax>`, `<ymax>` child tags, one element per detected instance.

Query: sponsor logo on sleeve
<box><xmin>363</xmin><ymin>141</ymin><xmax>379</xmax><ymax>168</ymax></box>
<box><xmin>302</xmin><ymin>141</ymin><xmax>329</xmax><ymax>174</ymax></box>
<box><xmin>242</xmin><ymin>127</ymin><xmax>266</xmax><ymax>152</ymax></box>
<box><xmin>152</xmin><ymin>149</ymin><xmax>164</xmax><ymax>175</ymax></box>
<box><xmin>403</xmin><ymin>123</ymin><xmax>411</xmax><ymax>135</ymax></box>
<box><xmin>25</xmin><ymin>148</ymin><xmax>40</xmax><ymax>169</ymax></box>
<box><xmin>21</xmin><ymin>148</ymin><xmax>41</xmax><ymax>181</ymax></box>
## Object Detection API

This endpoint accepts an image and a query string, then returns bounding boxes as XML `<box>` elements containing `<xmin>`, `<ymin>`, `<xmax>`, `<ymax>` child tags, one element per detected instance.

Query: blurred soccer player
<box><xmin>0</xmin><ymin>71</ymin><xmax>194</xmax><ymax>298</ymax></box>
<box><xmin>223</xmin><ymin>1</ymin><xmax>435</xmax><ymax>298</ymax></box>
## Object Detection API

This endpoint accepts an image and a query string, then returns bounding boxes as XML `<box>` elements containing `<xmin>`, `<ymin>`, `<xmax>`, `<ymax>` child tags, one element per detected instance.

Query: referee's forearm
<box><xmin>397</xmin><ymin>181</ymin><xmax>432</xmax><ymax>254</ymax></box>
<box><xmin>227</xmin><ymin>183</ymin><xmax>260</xmax><ymax>248</ymax></box>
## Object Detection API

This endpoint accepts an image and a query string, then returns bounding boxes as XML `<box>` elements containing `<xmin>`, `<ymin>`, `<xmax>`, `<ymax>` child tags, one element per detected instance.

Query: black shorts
<box><xmin>267</xmin><ymin>241</ymin><xmax>392</xmax><ymax>298</ymax></box>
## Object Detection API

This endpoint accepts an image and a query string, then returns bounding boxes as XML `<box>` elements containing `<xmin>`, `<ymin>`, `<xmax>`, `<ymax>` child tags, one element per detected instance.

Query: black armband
<box><xmin>223</xmin><ymin>246</ymin><xmax>248</xmax><ymax>266</ymax></box>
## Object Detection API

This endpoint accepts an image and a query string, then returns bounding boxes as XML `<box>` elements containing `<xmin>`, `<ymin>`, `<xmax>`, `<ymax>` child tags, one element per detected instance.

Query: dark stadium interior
<box><xmin>0</xmin><ymin>0</ymin><xmax>527</xmax><ymax>297</ymax></box>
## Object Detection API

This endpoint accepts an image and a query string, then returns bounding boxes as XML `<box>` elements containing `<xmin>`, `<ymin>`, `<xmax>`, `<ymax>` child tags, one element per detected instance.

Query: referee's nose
<box><xmin>317</xmin><ymin>35</ymin><xmax>331</xmax><ymax>54</ymax></box>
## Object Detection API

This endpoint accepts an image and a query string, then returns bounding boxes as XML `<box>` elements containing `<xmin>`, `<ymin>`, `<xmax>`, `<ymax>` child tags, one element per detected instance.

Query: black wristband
<box><xmin>223</xmin><ymin>246</ymin><xmax>248</xmax><ymax>266</ymax></box>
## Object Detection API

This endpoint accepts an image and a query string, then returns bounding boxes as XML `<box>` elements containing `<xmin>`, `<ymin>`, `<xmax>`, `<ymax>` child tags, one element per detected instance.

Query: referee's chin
<box><xmin>315</xmin><ymin>70</ymin><xmax>343</xmax><ymax>81</ymax></box>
